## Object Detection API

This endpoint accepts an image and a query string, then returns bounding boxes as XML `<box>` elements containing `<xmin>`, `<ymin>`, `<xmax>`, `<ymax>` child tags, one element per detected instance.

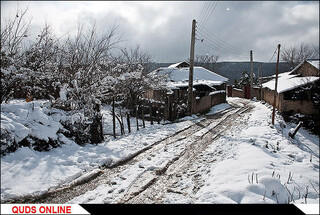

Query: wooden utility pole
<box><xmin>260</xmin><ymin>63</ymin><xmax>262</xmax><ymax>100</ymax></box>
<box><xmin>272</xmin><ymin>44</ymin><xmax>281</xmax><ymax>125</ymax></box>
<box><xmin>250</xmin><ymin>50</ymin><xmax>253</xmax><ymax>99</ymax></box>
<box><xmin>187</xmin><ymin>19</ymin><xmax>196</xmax><ymax>116</ymax></box>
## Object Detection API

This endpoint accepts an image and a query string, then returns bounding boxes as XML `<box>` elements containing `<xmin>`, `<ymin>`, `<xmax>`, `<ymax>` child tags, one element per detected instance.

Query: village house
<box><xmin>145</xmin><ymin>61</ymin><xmax>228</xmax><ymax>118</ymax></box>
<box><xmin>259</xmin><ymin>59</ymin><xmax>319</xmax><ymax>115</ymax></box>
<box><xmin>229</xmin><ymin>60</ymin><xmax>319</xmax><ymax>116</ymax></box>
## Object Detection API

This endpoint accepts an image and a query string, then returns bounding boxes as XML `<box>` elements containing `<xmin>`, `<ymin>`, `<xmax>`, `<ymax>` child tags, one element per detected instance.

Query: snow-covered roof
<box><xmin>307</xmin><ymin>60</ymin><xmax>319</xmax><ymax>69</ymax></box>
<box><xmin>288</xmin><ymin>59</ymin><xmax>319</xmax><ymax>75</ymax></box>
<box><xmin>262</xmin><ymin>71</ymin><xmax>319</xmax><ymax>93</ymax></box>
<box><xmin>168</xmin><ymin>61</ymin><xmax>190</xmax><ymax>68</ymax></box>
<box><xmin>166</xmin><ymin>79</ymin><xmax>225</xmax><ymax>89</ymax></box>
<box><xmin>262</xmin><ymin>59</ymin><xmax>320</xmax><ymax>93</ymax></box>
<box><xmin>155</xmin><ymin>66</ymin><xmax>228</xmax><ymax>83</ymax></box>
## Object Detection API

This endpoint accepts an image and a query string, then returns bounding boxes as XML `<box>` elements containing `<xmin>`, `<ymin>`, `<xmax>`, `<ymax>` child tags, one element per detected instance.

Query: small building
<box><xmin>146</xmin><ymin>61</ymin><xmax>228</xmax><ymax>117</ymax></box>
<box><xmin>260</xmin><ymin>60</ymin><xmax>319</xmax><ymax>115</ymax></box>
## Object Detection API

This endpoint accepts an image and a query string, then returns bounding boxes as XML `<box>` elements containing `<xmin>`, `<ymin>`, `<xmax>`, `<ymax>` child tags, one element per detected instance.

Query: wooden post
<box><xmin>260</xmin><ymin>63</ymin><xmax>262</xmax><ymax>100</ymax></box>
<box><xmin>173</xmin><ymin>102</ymin><xmax>177</xmax><ymax>121</ymax></box>
<box><xmin>157</xmin><ymin>106</ymin><xmax>160</xmax><ymax>124</ymax></box>
<box><xmin>112</xmin><ymin>97</ymin><xmax>116</xmax><ymax>138</ymax></box>
<box><xmin>149</xmin><ymin>102</ymin><xmax>153</xmax><ymax>125</ymax></box>
<box><xmin>165</xmin><ymin>96</ymin><xmax>170</xmax><ymax>121</ymax></box>
<box><xmin>127</xmin><ymin>113</ymin><xmax>131</xmax><ymax>133</ymax></box>
<box><xmin>119</xmin><ymin>107</ymin><xmax>124</xmax><ymax>135</ymax></box>
<box><xmin>142</xmin><ymin>104</ymin><xmax>145</xmax><ymax>128</ymax></box>
<box><xmin>272</xmin><ymin>44</ymin><xmax>281</xmax><ymax>125</ymax></box>
<box><xmin>289</xmin><ymin>122</ymin><xmax>303</xmax><ymax>139</ymax></box>
<box><xmin>136</xmin><ymin>105</ymin><xmax>139</xmax><ymax>131</ymax></box>
<box><xmin>250</xmin><ymin>50</ymin><xmax>253</xmax><ymax>99</ymax></box>
<box><xmin>187</xmin><ymin>19</ymin><xmax>196</xmax><ymax>116</ymax></box>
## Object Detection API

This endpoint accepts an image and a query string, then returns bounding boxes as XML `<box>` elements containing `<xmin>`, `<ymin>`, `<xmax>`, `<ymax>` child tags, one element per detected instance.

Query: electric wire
<box><xmin>199</xmin><ymin>38</ymin><xmax>248</xmax><ymax>59</ymax></box>
<box><xmin>268</xmin><ymin>47</ymin><xmax>278</xmax><ymax>63</ymax></box>
<box><xmin>198</xmin><ymin>1</ymin><xmax>214</xmax><ymax>27</ymax></box>
<box><xmin>197</xmin><ymin>1</ymin><xmax>210</xmax><ymax>25</ymax></box>
<box><xmin>197</xmin><ymin>23</ymin><xmax>247</xmax><ymax>54</ymax></box>
<box><xmin>196</xmin><ymin>30</ymin><xmax>246</xmax><ymax>56</ymax></box>
<box><xmin>202</xmin><ymin>1</ymin><xmax>219</xmax><ymax>28</ymax></box>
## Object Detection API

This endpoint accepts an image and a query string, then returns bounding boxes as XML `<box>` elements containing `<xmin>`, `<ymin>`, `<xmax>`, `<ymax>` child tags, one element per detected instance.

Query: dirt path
<box><xmin>118</xmin><ymin>101</ymin><xmax>253</xmax><ymax>203</ymax></box>
<box><xmin>6</xmin><ymin>100</ymin><xmax>253</xmax><ymax>203</ymax></box>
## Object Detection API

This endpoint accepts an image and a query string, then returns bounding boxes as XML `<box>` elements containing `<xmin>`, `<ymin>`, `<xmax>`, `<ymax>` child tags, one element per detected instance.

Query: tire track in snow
<box><xmin>7</xmin><ymin>105</ymin><xmax>237</xmax><ymax>203</ymax></box>
<box><xmin>121</xmin><ymin>102</ymin><xmax>254</xmax><ymax>203</ymax></box>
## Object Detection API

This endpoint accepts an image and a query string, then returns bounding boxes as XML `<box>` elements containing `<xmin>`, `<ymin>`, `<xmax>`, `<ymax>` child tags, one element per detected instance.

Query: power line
<box><xmin>197</xmin><ymin>23</ymin><xmax>247</xmax><ymax>53</ymax></box>
<box><xmin>198</xmin><ymin>1</ymin><xmax>209</xmax><ymax>25</ymax></box>
<box><xmin>202</xmin><ymin>1</ymin><xmax>219</xmax><ymax>28</ymax></box>
<box><xmin>196</xmin><ymin>30</ymin><xmax>246</xmax><ymax>56</ymax></box>
<box><xmin>198</xmin><ymin>1</ymin><xmax>219</xmax><ymax>29</ymax></box>
<box><xmin>199</xmin><ymin>38</ymin><xmax>248</xmax><ymax>58</ymax></box>
<box><xmin>268</xmin><ymin>47</ymin><xmax>278</xmax><ymax>63</ymax></box>
<box><xmin>198</xmin><ymin>1</ymin><xmax>214</xmax><ymax>27</ymax></box>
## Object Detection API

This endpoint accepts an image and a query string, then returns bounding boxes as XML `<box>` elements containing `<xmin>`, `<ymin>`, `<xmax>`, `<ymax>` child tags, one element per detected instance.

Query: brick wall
<box><xmin>281</xmin><ymin>100</ymin><xmax>319</xmax><ymax>115</ymax></box>
<box><xmin>231</xmin><ymin>88</ymin><xmax>244</xmax><ymax>98</ymax></box>
<box><xmin>291</xmin><ymin>62</ymin><xmax>319</xmax><ymax>77</ymax></box>
<box><xmin>192</xmin><ymin>91</ymin><xmax>226</xmax><ymax>114</ymax></box>
<box><xmin>252</xmin><ymin>87</ymin><xmax>261</xmax><ymax>100</ymax></box>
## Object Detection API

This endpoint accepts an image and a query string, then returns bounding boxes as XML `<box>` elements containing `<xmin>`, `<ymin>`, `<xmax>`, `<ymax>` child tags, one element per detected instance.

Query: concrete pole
<box><xmin>187</xmin><ymin>19</ymin><xmax>196</xmax><ymax>116</ymax></box>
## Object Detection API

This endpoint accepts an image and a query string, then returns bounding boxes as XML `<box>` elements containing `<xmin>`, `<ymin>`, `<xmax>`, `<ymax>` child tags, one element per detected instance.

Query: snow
<box><xmin>209</xmin><ymin>90</ymin><xmax>226</xmax><ymax>95</ymax></box>
<box><xmin>168</xmin><ymin>61</ymin><xmax>187</xmax><ymax>68</ymax></box>
<box><xmin>0</xmin><ymin>100</ymin><xmax>201</xmax><ymax>201</ymax></box>
<box><xmin>155</xmin><ymin>66</ymin><xmax>228</xmax><ymax>83</ymax></box>
<box><xmin>262</xmin><ymin>71</ymin><xmax>319</xmax><ymax>93</ymax></box>
<box><xmin>1</xmin><ymin>100</ymin><xmax>63</xmax><ymax>143</ymax></box>
<box><xmin>307</xmin><ymin>60</ymin><xmax>319</xmax><ymax>70</ymax></box>
<box><xmin>1</xmin><ymin>98</ymin><xmax>319</xmax><ymax>205</ymax></box>
<box><xmin>59</xmin><ymin>85</ymin><xmax>68</xmax><ymax>101</ymax></box>
<box><xmin>70</xmin><ymin>98</ymin><xmax>318</xmax><ymax>204</ymax></box>
<box><xmin>166</xmin><ymin>79</ymin><xmax>224</xmax><ymax>89</ymax></box>
<box><xmin>194</xmin><ymin>98</ymin><xmax>319</xmax><ymax>204</ymax></box>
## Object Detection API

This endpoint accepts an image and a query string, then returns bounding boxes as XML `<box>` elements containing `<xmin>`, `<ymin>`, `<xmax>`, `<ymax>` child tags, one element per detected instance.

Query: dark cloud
<box><xmin>1</xmin><ymin>1</ymin><xmax>319</xmax><ymax>62</ymax></box>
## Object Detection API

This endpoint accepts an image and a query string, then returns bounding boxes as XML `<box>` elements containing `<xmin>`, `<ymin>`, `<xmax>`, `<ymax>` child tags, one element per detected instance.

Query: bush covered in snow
<box><xmin>1</xmin><ymin>100</ymin><xmax>103</xmax><ymax>155</ymax></box>
<box><xmin>1</xmin><ymin>7</ymin><xmax>167</xmax><ymax>155</ymax></box>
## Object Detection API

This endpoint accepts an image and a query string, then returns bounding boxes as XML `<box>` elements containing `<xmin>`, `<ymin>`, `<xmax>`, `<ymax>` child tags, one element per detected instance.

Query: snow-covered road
<box><xmin>2</xmin><ymin>98</ymin><xmax>319</xmax><ymax>205</ymax></box>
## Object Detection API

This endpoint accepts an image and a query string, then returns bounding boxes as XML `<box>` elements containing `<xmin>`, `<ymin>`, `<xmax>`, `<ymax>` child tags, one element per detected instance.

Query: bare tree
<box><xmin>1</xmin><ymin>6</ymin><xmax>32</xmax><ymax>103</ymax></box>
<box><xmin>281</xmin><ymin>43</ymin><xmax>318</xmax><ymax>69</ymax></box>
<box><xmin>1</xmin><ymin>6</ymin><xmax>31</xmax><ymax>59</ymax></box>
<box><xmin>194</xmin><ymin>54</ymin><xmax>220</xmax><ymax>72</ymax></box>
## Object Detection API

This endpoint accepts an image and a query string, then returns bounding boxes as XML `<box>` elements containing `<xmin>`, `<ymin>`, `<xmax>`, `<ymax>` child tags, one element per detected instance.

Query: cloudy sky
<box><xmin>1</xmin><ymin>1</ymin><xmax>319</xmax><ymax>63</ymax></box>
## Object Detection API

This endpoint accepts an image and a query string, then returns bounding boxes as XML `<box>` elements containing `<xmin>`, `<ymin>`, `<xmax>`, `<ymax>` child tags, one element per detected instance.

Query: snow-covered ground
<box><xmin>193</xmin><ymin>98</ymin><xmax>319</xmax><ymax>204</ymax></box>
<box><xmin>1</xmin><ymin>100</ymin><xmax>203</xmax><ymax>201</ymax></box>
<box><xmin>68</xmin><ymin>98</ymin><xmax>319</xmax><ymax>204</ymax></box>
<box><xmin>1</xmin><ymin>98</ymin><xmax>319</xmax><ymax>205</ymax></box>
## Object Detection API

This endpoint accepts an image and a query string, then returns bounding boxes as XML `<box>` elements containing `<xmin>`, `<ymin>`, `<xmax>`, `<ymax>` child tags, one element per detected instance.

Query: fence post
<box><xmin>142</xmin><ymin>104</ymin><xmax>145</xmax><ymax>128</ymax></box>
<box><xmin>136</xmin><ymin>105</ymin><xmax>139</xmax><ymax>131</ymax></box>
<box><xmin>149</xmin><ymin>102</ymin><xmax>153</xmax><ymax>125</ymax></box>
<box><xmin>127</xmin><ymin>112</ymin><xmax>131</xmax><ymax>133</ymax></box>
<box><xmin>157</xmin><ymin>106</ymin><xmax>161</xmax><ymax>124</ymax></box>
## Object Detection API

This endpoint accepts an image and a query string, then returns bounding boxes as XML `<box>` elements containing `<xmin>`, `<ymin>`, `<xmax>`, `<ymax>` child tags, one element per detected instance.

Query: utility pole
<box><xmin>187</xmin><ymin>19</ymin><xmax>196</xmax><ymax>116</ymax></box>
<box><xmin>250</xmin><ymin>50</ymin><xmax>253</xmax><ymax>99</ymax></box>
<box><xmin>260</xmin><ymin>63</ymin><xmax>262</xmax><ymax>100</ymax></box>
<box><xmin>272</xmin><ymin>44</ymin><xmax>281</xmax><ymax>125</ymax></box>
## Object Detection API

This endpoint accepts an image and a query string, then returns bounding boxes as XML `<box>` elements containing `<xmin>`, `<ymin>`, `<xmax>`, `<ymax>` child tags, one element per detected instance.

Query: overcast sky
<box><xmin>1</xmin><ymin>1</ymin><xmax>319</xmax><ymax>63</ymax></box>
